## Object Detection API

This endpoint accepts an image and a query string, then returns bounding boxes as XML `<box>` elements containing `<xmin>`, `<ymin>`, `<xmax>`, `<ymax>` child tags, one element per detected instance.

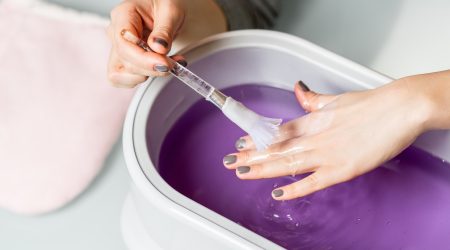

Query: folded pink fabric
<box><xmin>0</xmin><ymin>1</ymin><xmax>134</xmax><ymax>215</ymax></box>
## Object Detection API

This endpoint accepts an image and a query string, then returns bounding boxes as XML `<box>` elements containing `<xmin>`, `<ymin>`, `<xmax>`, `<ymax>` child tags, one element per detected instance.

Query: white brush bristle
<box><xmin>221</xmin><ymin>97</ymin><xmax>282</xmax><ymax>151</ymax></box>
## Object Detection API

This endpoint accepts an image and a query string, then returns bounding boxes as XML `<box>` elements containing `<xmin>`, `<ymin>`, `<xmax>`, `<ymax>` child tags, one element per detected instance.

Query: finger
<box><xmin>123</xmin><ymin>51</ymin><xmax>187</xmax><ymax>75</ymax></box>
<box><xmin>235</xmin><ymin>151</ymin><xmax>318</xmax><ymax>179</ymax></box>
<box><xmin>272</xmin><ymin>170</ymin><xmax>330</xmax><ymax>200</ymax></box>
<box><xmin>108</xmin><ymin>71</ymin><xmax>147</xmax><ymax>88</ymax></box>
<box><xmin>234</xmin><ymin>116</ymin><xmax>311</xmax><ymax>151</ymax></box>
<box><xmin>110</xmin><ymin>2</ymin><xmax>144</xmax><ymax>46</ymax></box>
<box><xmin>295</xmin><ymin>81</ymin><xmax>336</xmax><ymax>112</ymax></box>
<box><xmin>148</xmin><ymin>1</ymin><xmax>185</xmax><ymax>54</ymax></box>
<box><xmin>116</xmin><ymin>30</ymin><xmax>172</xmax><ymax>76</ymax></box>
<box><xmin>121</xmin><ymin>60</ymin><xmax>156</xmax><ymax>76</ymax></box>
<box><xmin>223</xmin><ymin>136</ymin><xmax>310</xmax><ymax>169</ymax></box>
<box><xmin>107</xmin><ymin>48</ymin><xmax>147</xmax><ymax>88</ymax></box>
<box><xmin>110</xmin><ymin>3</ymin><xmax>171</xmax><ymax>76</ymax></box>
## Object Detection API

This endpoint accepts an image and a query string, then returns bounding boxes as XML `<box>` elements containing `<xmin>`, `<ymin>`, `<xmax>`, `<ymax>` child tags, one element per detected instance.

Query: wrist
<box><xmin>379</xmin><ymin>76</ymin><xmax>433</xmax><ymax>136</ymax></box>
<box><xmin>400</xmin><ymin>71</ymin><xmax>450</xmax><ymax>132</ymax></box>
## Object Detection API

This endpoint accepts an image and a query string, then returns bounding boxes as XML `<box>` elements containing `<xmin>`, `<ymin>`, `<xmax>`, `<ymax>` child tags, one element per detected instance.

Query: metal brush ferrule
<box><xmin>207</xmin><ymin>89</ymin><xmax>227</xmax><ymax>109</ymax></box>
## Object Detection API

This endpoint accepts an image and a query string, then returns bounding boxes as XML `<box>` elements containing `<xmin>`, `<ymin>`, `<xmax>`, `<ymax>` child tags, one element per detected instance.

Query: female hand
<box><xmin>107</xmin><ymin>0</ymin><xmax>187</xmax><ymax>88</ymax></box>
<box><xmin>223</xmin><ymin>75</ymin><xmax>444</xmax><ymax>200</ymax></box>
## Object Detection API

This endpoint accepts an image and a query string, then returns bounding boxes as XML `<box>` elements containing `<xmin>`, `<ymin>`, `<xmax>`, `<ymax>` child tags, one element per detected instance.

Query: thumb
<box><xmin>148</xmin><ymin>2</ymin><xmax>185</xmax><ymax>54</ymax></box>
<box><xmin>294</xmin><ymin>81</ymin><xmax>336</xmax><ymax>112</ymax></box>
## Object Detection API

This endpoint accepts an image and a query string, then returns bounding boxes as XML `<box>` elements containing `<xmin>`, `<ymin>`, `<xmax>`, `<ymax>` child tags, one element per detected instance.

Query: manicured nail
<box><xmin>154</xmin><ymin>64</ymin><xmax>168</xmax><ymax>72</ymax></box>
<box><xmin>235</xmin><ymin>138</ymin><xmax>246</xmax><ymax>150</ymax></box>
<box><xmin>237</xmin><ymin>166</ymin><xmax>250</xmax><ymax>174</ymax></box>
<box><xmin>177</xmin><ymin>60</ymin><xmax>188</xmax><ymax>67</ymax></box>
<box><xmin>223</xmin><ymin>155</ymin><xmax>237</xmax><ymax>165</ymax></box>
<box><xmin>154</xmin><ymin>38</ymin><xmax>168</xmax><ymax>48</ymax></box>
<box><xmin>272</xmin><ymin>189</ymin><xmax>284</xmax><ymax>197</ymax></box>
<box><xmin>298</xmin><ymin>80</ymin><xmax>310</xmax><ymax>92</ymax></box>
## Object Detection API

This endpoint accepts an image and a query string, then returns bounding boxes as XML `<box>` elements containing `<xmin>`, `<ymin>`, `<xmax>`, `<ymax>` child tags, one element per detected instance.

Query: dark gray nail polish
<box><xmin>154</xmin><ymin>64</ymin><xmax>168</xmax><ymax>72</ymax></box>
<box><xmin>298</xmin><ymin>80</ymin><xmax>310</xmax><ymax>92</ymax></box>
<box><xmin>272</xmin><ymin>189</ymin><xmax>284</xmax><ymax>197</ymax></box>
<box><xmin>177</xmin><ymin>60</ymin><xmax>188</xmax><ymax>67</ymax></box>
<box><xmin>235</xmin><ymin>138</ymin><xmax>246</xmax><ymax>150</ymax></box>
<box><xmin>223</xmin><ymin>155</ymin><xmax>237</xmax><ymax>165</ymax></box>
<box><xmin>237</xmin><ymin>166</ymin><xmax>250</xmax><ymax>174</ymax></box>
<box><xmin>154</xmin><ymin>37</ymin><xmax>168</xmax><ymax>48</ymax></box>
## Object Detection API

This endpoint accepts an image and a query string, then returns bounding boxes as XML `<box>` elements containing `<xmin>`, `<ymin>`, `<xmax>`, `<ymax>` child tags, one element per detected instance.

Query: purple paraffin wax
<box><xmin>158</xmin><ymin>84</ymin><xmax>450</xmax><ymax>250</ymax></box>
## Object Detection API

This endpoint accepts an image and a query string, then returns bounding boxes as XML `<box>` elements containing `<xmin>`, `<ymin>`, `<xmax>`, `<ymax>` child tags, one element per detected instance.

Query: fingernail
<box><xmin>237</xmin><ymin>166</ymin><xmax>250</xmax><ymax>174</ymax></box>
<box><xmin>298</xmin><ymin>80</ymin><xmax>310</xmax><ymax>92</ymax></box>
<box><xmin>154</xmin><ymin>38</ymin><xmax>168</xmax><ymax>48</ymax></box>
<box><xmin>223</xmin><ymin>155</ymin><xmax>237</xmax><ymax>165</ymax></box>
<box><xmin>272</xmin><ymin>189</ymin><xmax>284</xmax><ymax>197</ymax></box>
<box><xmin>235</xmin><ymin>138</ymin><xmax>246</xmax><ymax>150</ymax></box>
<box><xmin>154</xmin><ymin>64</ymin><xmax>168</xmax><ymax>72</ymax></box>
<box><xmin>177</xmin><ymin>60</ymin><xmax>188</xmax><ymax>67</ymax></box>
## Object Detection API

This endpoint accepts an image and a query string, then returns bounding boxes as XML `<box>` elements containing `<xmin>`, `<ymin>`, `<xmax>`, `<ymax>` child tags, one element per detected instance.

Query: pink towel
<box><xmin>0</xmin><ymin>1</ymin><xmax>134</xmax><ymax>215</ymax></box>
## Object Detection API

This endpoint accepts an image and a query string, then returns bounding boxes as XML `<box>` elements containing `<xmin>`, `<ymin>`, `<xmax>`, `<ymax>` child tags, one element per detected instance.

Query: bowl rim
<box><xmin>122</xmin><ymin>29</ymin><xmax>391</xmax><ymax>248</ymax></box>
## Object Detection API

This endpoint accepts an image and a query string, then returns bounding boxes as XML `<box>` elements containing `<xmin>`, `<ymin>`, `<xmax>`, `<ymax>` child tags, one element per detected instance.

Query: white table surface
<box><xmin>1</xmin><ymin>0</ymin><xmax>450</xmax><ymax>249</ymax></box>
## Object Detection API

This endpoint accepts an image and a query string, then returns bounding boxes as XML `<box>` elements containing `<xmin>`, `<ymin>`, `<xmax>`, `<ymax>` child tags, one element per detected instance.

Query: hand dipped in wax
<box><xmin>223</xmin><ymin>76</ymin><xmax>442</xmax><ymax>200</ymax></box>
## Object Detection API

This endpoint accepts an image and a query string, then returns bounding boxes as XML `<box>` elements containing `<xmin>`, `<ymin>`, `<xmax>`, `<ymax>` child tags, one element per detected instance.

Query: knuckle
<box><xmin>305</xmin><ymin>174</ymin><xmax>320</xmax><ymax>189</ymax></box>
<box><xmin>281</xmin><ymin>155</ymin><xmax>297</xmax><ymax>167</ymax></box>
<box><xmin>107</xmin><ymin>73</ymin><xmax>123</xmax><ymax>87</ymax></box>
<box><xmin>279</xmin><ymin>138</ymin><xmax>305</xmax><ymax>153</ymax></box>
<box><xmin>113</xmin><ymin>62</ymin><xmax>125</xmax><ymax>73</ymax></box>
<box><xmin>267</xmin><ymin>142</ymin><xmax>285</xmax><ymax>155</ymax></box>
<box><xmin>250</xmin><ymin>165</ymin><xmax>264</xmax><ymax>178</ymax></box>
<box><xmin>155</xmin><ymin>25</ymin><xmax>173</xmax><ymax>38</ymax></box>
<box><xmin>302</xmin><ymin>114</ymin><xmax>324</xmax><ymax>135</ymax></box>
<box><xmin>121</xmin><ymin>60</ymin><xmax>132</xmax><ymax>69</ymax></box>
<box><xmin>280</xmin><ymin>120</ymin><xmax>299</xmax><ymax>138</ymax></box>
<box><xmin>239</xmin><ymin>151</ymin><xmax>251</xmax><ymax>163</ymax></box>
<box><xmin>310</xmin><ymin>93</ymin><xmax>321</xmax><ymax>106</ymax></box>
<box><xmin>122</xmin><ymin>61</ymin><xmax>147</xmax><ymax>76</ymax></box>
<box><xmin>107</xmin><ymin>73</ymin><xmax>117</xmax><ymax>85</ymax></box>
<box><xmin>265</xmin><ymin>141</ymin><xmax>295</xmax><ymax>161</ymax></box>
<box><xmin>107</xmin><ymin>66</ymin><xmax>120</xmax><ymax>83</ymax></box>
<box><xmin>283</xmin><ymin>184</ymin><xmax>298</xmax><ymax>198</ymax></box>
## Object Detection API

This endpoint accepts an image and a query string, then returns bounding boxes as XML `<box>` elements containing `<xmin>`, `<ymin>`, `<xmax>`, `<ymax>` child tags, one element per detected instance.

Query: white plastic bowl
<box><xmin>120</xmin><ymin>30</ymin><xmax>450</xmax><ymax>250</ymax></box>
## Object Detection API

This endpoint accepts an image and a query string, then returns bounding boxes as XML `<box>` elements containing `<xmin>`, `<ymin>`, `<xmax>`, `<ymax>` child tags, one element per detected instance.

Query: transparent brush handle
<box><xmin>120</xmin><ymin>30</ymin><xmax>218</xmax><ymax>101</ymax></box>
<box><xmin>120</xmin><ymin>30</ymin><xmax>226</xmax><ymax>106</ymax></box>
<box><xmin>170</xmin><ymin>61</ymin><xmax>215</xmax><ymax>99</ymax></box>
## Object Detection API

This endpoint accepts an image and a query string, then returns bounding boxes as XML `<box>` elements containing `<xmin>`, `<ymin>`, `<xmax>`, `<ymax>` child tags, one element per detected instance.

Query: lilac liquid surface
<box><xmin>158</xmin><ymin>84</ymin><xmax>450</xmax><ymax>250</ymax></box>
